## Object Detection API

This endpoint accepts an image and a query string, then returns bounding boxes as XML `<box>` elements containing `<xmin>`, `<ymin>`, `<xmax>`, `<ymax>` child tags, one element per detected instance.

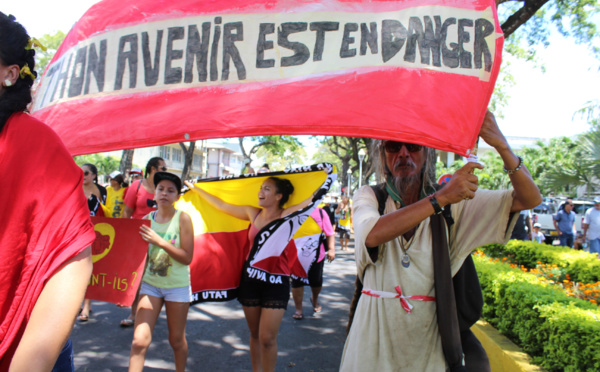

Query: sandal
<box><xmin>120</xmin><ymin>318</ymin><xmax>134</xmax><ymax>327</ymax></box>
<box><xmin>292</xmin><ymin>312</ymin><xmax>304</xmax><ymax>320</ymax></box>
<box><xmin>310</xmin><ymin>298</ymin><xmax>322</xmax><ymax>313</ymax></box>
<box><xmin>77</xmin><ymin>314</ymin><xmax>89</xmax><ymax>322</ymax></box>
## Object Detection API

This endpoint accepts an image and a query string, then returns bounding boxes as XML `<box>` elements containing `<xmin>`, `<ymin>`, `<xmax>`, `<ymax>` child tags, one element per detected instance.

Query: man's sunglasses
<box><xmin>383</xmin><ymin>141</ymin><xmax>423</xmax><ymax>153</ymax></box>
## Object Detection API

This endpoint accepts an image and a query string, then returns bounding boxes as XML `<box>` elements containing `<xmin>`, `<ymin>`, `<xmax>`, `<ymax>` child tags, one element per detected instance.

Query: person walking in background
<box><xmin>533</xmin><ymin>223</ymin><xmax>545</xmax><ymax>244</ymax></box>
<box><xmin>79</xmin><ymin>162</ymin><xmax>107</xmax><ymax>322</ymax></box>
<box><xmin>336</xmin><ymin>195</ymin><xmax>353</xmax><ymax>250</ymax></box>
<box><xmin>0</xmin><ymin>12</ymin><xmax>95</xmax><ymax>370</ymax></box>
<box><xmin>242</xmin><ymin>158</ymin><xmax>255</xmax><ymax>174</ymax></box>
<box><xmin>81</xmin><ymin>163</ymin><xmax>107</xmax><ymax>216</ymax></box>
<box><xmin>128</xmin><ymin>172</ymin><xmax>194</xmax><ymax>372</ymax></box>
<box><xmin>330</xmin><ymin>196</ymin><xmax>339</xmax><ymax>232</ymax></box>
<box><xmin>106</xmin><ymin>171</ymin><xmax>128</xmax><ymax>218</ymax></box>
<box><xmin>553</xmin><ymin>200</ymin><xmax>576</xmax><ymax>248</ymax></box>
<box><xmin>129</xmin><ymin>167</ymin><xmax>143</xmax><ymax>183</ymax></box>
<box><xmin>291</xmin><ymin>207</ymin><xmax>336</xmax><ymax>319</ymax></box>
<box><xmin>583</xmin><ymin>198</ymin><xmax>600</xmax><ymax>255</ymax></box>
<box><xmin>258</xmin><ymin>163</ymin><xmax>270</xmax><ymax>173</ymax></box>
<box><xmin>510</xmin><ymin>209</ymin><xmax>533</xmax><ymax>240</ymax></box>
<box><xmin>120</xmin><ymin>157</ymin><xmax>166</xmax><ymax>327</ymax></box>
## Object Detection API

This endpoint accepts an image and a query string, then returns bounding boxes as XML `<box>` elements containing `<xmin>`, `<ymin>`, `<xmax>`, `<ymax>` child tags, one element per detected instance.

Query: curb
<box><xmin>472</xmin><ymin>319</ymin><xmax>546</xmax><ymax>372</ymax></box>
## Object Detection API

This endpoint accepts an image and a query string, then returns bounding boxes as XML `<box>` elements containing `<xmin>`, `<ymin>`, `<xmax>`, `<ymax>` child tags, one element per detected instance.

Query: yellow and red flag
<box><xmin>176</xmin><ymin>163</ymin><xmax>336</xmax><ymax>303</ymax></box>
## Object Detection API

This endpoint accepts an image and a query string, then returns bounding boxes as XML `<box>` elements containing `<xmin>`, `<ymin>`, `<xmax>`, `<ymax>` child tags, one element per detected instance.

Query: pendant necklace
<box><xmin>398</xmin><ymin>232</ymin><xmax>415</xmax><ymax>268</ymax></box>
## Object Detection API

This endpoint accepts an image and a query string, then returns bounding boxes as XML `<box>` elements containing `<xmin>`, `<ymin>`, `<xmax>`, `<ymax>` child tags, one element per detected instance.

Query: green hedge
<box><xmin>474</xmin><ymin>255</ymin><xmax>600</xmax><ymax>371</ymax></box>
<box><xmin>479</xmin><ymin>240</ymin><xmax>600</xmax><ymax>283</ymax></box>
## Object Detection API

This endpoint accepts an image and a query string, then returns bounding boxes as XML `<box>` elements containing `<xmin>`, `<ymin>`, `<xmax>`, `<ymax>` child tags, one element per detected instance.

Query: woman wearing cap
<box><xmin>106</xmin><ymin>171</ymin><xmax>128</xmax><ymax>218</ymax></box>
<box><xmin>129</xmin><ymin>167</ymin><xmax>144</xmax><ymax>183</ymax></box>
<box><xmin>185</xmin><ymin>177</ymin><xmax>312</xmax><ymax>372</ymax></box>
<box><xmin>120</xmin><ymin>157</ymin><xmax>167</xmax><ymax>327</ymax></box>
<box><xmin>128</xmin><ymin>172</ymin><xmax>194</xmax><ymax>372</ymax></box>
<box><xmin>0</xmin><ymin>12</ymin><xmax>95</xmax><ymax>370</ymax></box>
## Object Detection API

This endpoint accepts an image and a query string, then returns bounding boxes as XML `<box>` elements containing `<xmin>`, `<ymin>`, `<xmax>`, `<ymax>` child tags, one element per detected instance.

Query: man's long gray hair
<box><xmin>372</xmin><ymin>139</ymin><xmax>437</xmax><ymax>199</ymax></box>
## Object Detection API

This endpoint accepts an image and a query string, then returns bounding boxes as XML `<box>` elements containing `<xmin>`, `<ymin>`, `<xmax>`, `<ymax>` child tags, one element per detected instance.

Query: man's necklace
<box><xmin>398</xmin><ymin>231</ymin><xmax>416</xmax><ymax>268</ymax></box>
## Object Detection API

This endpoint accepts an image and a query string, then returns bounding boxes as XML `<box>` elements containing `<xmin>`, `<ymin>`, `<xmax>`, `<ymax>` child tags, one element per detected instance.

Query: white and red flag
<box><xmin>31</xmin><ymin>0</ymin><xmax>503</xmax><ymax>156</ymax></box>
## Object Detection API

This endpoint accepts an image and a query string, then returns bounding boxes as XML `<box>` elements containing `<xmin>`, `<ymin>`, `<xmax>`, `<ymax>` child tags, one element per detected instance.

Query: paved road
<box><xmin>71</xmin><ymin>240</ymin><xmax>357</xmax><ymax>371</ymax></box>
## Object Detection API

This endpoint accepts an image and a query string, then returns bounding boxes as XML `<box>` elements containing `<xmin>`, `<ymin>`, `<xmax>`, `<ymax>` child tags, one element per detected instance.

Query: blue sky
<box><xmin>7</xmin><ymin>0</ymin><xmax>600</xmax><ymax>140</ymax></box>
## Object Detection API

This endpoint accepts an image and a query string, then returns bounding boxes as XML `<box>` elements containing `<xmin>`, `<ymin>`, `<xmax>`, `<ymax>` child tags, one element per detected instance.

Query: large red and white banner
<box><xmin>31</xmin><ymin>0</ymin><xmax>503</xmax><ymax>156</ymax></box>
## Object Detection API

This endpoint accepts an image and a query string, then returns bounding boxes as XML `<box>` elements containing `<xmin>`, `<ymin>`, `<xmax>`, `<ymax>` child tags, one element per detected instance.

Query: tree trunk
<box><xmin>179</xmin><ymin>141</ymin><xmax>196</xmax><ymax>181</ymax></box>
<box><xmin>119</xmin><ymin>149</ymin><xmax>134</xmax><ymax>174</ymax></box>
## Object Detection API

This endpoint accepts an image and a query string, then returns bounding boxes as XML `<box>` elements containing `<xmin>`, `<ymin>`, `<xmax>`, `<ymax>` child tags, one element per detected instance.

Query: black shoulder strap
<box><xmin>347</xmin><ymin>184</ymin><xmax>386</xmax><ymax>336</ymax></box>
<box><xmin>433</xmin><ymin>183</ymin><xmax>454</xmax><ymax>228</ymax></box>
<box><xmin>371</xmin><ymin>183</ymin><xmax>388</xmax><ymax>216</ymax></box>
<box><xmin>367</xmin><ymin>184</ymin><xmax>388</xmax><ymax>262</ymax></box>
<box><xmin>431</xmin><ymin>213</ymin><xmax>466</xmax><ymax>371</ymax></box>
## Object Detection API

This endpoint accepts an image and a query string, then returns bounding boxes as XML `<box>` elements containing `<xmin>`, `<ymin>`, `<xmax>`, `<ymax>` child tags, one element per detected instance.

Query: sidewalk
<box><xmin>71</xmin><ymin>239</ymin><xmax>357</xmax><ymax>371</ymax></box>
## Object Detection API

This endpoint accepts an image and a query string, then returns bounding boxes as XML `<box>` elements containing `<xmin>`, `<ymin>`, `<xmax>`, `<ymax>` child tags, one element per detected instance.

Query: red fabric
<box><xmin>0</xmin><ymin>113</ymin><xmax>96</xmax><ymax>363</ymax></box>
<box><xmin>86</xmin><ymin>217</ymin><xmax>150</xmax><ymax>306</ymax></box>
<box><xmin>123</xmin><ymin>180</ymin><xmax>156</xmax><ymax>219</ymax></box>
<box><xmin>190</xmin><ymin>230</ymin><xmax>250</xmax><ymax>296</ymax></box>
<box><xmin>31</xmin><ymin>0</ymin><xmax>503</xmax><ymax>156</ymax></box>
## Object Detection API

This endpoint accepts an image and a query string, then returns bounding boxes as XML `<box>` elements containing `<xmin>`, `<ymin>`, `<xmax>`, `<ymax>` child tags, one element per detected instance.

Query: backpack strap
<box><xmin>431</xmin><ymin>213</ymin><xmax>466</xmax><ymax>372</ymax></box>
<box><xmin>367</xmin><ymin>183</ymin><xmax>388</xmax><ymax>262</ymax></box>
<box><xmin>347</xmin><ymin>184</ymin><xmax>387</xmax><ymax>335</ymax></box>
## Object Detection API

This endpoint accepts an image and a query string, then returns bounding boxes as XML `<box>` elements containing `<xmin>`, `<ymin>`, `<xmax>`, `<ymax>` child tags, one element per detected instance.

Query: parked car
<box><xmin>532</xmin><ymin>200</ymin><xmax>594</xmax><ymax>244</ymax></box>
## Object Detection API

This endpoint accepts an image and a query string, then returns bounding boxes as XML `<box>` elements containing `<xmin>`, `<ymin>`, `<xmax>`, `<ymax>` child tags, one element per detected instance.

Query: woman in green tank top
<box><xmin>128</xmin><ymin>172</ymin><xmax>194</xmax><ymax>372</ymax></box>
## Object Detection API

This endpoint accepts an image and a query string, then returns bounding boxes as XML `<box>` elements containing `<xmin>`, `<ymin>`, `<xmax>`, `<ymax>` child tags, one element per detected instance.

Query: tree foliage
<box><xmin>498</xmin><ymin>0</ymin><xmax>599</xmax><ymax>56</ymax></box>
<box><xmin>315</xmin><ymin>136</ymin><xmax>373</xmax><ymax>194</ymax></box>
<box><xmin>256</xmin><ymin>144</ymin><xmax>307</xmax><ymax>171</ymax></box>
<box><xmin>34</xmin><ymin>31</ymin><xmax>66</xmax><ymax>76</ymax></box>
<box><xmin>238</xmin><ymin>136</ymin><xmax>302</xmax><ymax>165</ymax></box>
<box><xmin>73</xmin><ymin>154</ymin><xmax>120</xmax><ymax>178</ymax></box>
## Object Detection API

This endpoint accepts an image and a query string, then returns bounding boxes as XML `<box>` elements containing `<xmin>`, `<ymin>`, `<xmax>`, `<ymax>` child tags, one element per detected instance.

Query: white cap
<box><xmin>129</xmin><ymin>167</ymin><xmax>143</xmax><ymax>175</ymax></box>
<box><xmin>109</xmin><ymin>171</ymin><xmax>121</xmax><ymax>179</ymax></box>
<box><xmin>534</xmin><ymin>223</ymin><xmax>542</xmax><ymax>228</ymax></box>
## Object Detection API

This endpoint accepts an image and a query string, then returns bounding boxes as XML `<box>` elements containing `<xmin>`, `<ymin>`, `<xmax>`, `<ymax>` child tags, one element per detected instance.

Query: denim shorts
<box><xmin>140</xmin><ymin>282</ymin><xmax>192</xmax><ymax>303</ymax></box>
<box><xmin>51</xmin><ymin>338</ymin><xmax>73</xmax><ymax>372</ymax></box>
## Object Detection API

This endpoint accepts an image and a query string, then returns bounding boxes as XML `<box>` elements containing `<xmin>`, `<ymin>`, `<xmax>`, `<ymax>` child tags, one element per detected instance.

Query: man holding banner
<box><xmin>341</xmin><ymin>111</ymin><xmax>541</xmax><ymax>371</ymax></box>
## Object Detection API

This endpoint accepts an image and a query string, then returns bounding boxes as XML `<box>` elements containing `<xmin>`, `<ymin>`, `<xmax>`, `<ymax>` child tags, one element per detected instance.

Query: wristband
<box><xmin>429</xmin><ymin>194</ymin><xmax>443</xmax><ymax>215</ymax></box>
<box><xmin>503</xmin><ymin>155</ymin><xmax>523</xmax><ymax>175</ymax></box>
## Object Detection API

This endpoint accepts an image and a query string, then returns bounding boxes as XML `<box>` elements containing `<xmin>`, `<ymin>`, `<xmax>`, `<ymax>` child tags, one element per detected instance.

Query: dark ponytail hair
<box><xmin>82</xmin><ymin>163</ymin><xmax>98</xmax><ymax>183</ymax></box>
<box><xmin>268</xmin><ymin>177</ymin><xmax>294</xmax><ymax>208</ymax></box>
<box><xmin>145</xmin><ymin>157</ymin><xmax>164</xmax><ymax>178</ymax></box>
<box><xmin>0</xmin><ymin>13</ymin><xmax>37</xmax><ymax>132</ymax></box>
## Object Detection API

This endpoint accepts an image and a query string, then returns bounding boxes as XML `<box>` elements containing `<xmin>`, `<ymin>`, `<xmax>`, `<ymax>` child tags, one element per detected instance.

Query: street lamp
<box><xmin>347</xmin><ymin>168</ymin><xmax>352</xmax><ymax>198</ymax></box>
<box><xmin>358</xmin><ymin>148</ymin><xmax>366</xmax><ymax>188</ymax></box>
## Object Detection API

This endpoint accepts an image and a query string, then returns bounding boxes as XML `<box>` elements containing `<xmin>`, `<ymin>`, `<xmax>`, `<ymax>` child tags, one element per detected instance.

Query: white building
<box><xmin>205</xmin><ymin>142</ymin><xmax>245</xmax><ymax>178</ymax></box>
<box><xmin>129</xmin><ymin>140</ymin><xmax>245</xmax><ymax>180</ymax></box>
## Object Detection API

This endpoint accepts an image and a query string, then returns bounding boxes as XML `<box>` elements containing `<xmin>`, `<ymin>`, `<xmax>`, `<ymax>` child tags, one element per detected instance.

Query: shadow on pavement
<box><xmin>72</xmin><ymin>239</ymin><xmax>357</xmax><ymax>371</ymax></box>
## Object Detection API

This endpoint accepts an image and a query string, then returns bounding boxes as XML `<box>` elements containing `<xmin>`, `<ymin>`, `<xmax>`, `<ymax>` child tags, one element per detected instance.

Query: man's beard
<box><xmin>393</xmin><ymin>173</ymin><xmax>421</xmax><ymax>202</ymax></box>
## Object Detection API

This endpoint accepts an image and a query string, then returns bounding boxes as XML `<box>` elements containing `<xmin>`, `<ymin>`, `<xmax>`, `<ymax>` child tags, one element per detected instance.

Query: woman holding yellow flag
<box><xmin>185</xmin><ymin>176</ymin><xmax>312</xmax><ymax>372</ymax></box>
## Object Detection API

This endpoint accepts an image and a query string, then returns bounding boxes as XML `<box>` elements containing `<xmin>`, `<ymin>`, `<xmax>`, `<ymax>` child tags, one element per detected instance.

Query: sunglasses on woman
<box><xmin>383</xmin><ymin>141</ymin><xmax>423</xmax><ymax>153</ymax></box>
<box><xmin>83</xmin><ymin>171</ymin><xmax>90</xmax><ymax>176</ymax></box>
